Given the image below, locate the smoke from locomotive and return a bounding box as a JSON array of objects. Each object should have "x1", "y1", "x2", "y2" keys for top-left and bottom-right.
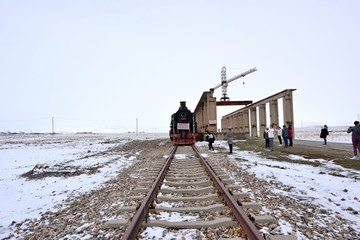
[{"x1": 169, "y1": 101, "x2": 197, "y2": 145}]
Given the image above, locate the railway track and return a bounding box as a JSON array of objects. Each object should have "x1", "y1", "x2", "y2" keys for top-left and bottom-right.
[{"x1": 104, "y1": 145, "x2": 296, "y2": 240}]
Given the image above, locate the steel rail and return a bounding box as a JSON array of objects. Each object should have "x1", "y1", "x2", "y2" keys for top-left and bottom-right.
[
  {"x1": 121, "y1": 145, "x2": 178, "y2": 240},
  {"x1": 192, "y1": 145, "x2": 265, "y2": 240}
]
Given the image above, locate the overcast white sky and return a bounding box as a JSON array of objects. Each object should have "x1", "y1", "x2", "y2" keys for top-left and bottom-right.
[{"x1": 1, "y1": 0, "x2": 359, "y2": 133}]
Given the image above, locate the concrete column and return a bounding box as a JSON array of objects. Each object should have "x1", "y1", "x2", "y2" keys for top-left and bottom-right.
[
  {"x1": 195, "y1": 106, "x2": 200, "y2": 132},
  {"x1": 223, "y1": 117, "x2": 230, "y2": 132},
  {"x1": 234, "y1": 113, "x2": 239, "y2": 132},
  {"x1": 250, "y1": 107, "x2": 257, "y2": 137},
  {"x1": 221, "y1": 118, "x2": 224, "y2": 132},
  {"x1": 200, "y1": 104, "x2": 204, "y2": 132},
  {"x1": 221, "y1": 117, "x2": 225, "y2": 132},
  {"x1": 243, "y1": 110, "x2": 250, "y2": 136},
  {"x1": 259, "y1": 103, "x2": 266, "y2": 137},
  {"x1": 207, "y1": 93, "x2": 217, "y2": 133},
  {"x1": 230, "y1": 115, "x2": 234, "y2": 130},
  {"x1": 206, "y1": 102, "x2": 210, "y2": 130},
  {"x1": 239, "y1": 112, "x2": 244, "y2": 133},
  {"x1": 270, "y1": 99, "x2": 279, "y2": 130},
  {"x1": 283, "y1": 90, "x2": 294, "y2": 128}
]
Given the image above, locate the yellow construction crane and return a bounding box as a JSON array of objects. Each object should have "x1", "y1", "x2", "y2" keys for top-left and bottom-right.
[{"x1": 210, "y1": 66, "x2": 257, "y2": 101}]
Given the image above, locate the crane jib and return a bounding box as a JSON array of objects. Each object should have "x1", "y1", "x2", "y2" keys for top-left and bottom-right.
[{"x1": 211, "y1": 67, "x2": 257, "y2": 90}]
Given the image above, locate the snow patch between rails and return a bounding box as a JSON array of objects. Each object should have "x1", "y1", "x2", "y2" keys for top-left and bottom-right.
[
  {"x1": 149, "y1": 212, "x2": 198, "y2": 222},
  {"x1": 141, "y1": 227, "x2": 203, "y2": 240}
]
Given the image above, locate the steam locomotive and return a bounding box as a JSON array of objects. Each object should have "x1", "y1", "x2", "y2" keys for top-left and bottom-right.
[{"x1": 169, "y1": 101, "x2": 197, "y2": 145}]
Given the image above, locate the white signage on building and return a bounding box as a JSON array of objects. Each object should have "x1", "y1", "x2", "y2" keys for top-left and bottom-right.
[{"x1": 209, "y1": 120, "x2": 217, "y2": 125}]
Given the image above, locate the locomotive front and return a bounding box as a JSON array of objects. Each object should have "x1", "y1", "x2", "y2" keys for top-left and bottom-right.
[{"x1": 169, "y1": 101, "x2": 197, "y2": 145}]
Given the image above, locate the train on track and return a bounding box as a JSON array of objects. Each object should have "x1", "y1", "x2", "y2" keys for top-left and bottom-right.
[{"x1": 169, "y1": 101, "x2": 197, "y2": 145}]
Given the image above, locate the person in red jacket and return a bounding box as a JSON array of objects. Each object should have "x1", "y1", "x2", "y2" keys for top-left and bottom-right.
[
  {"x1": 288, "y1": 125, "x2": 293, "y2": 147},
  {"x1": 348, "y1": 121, "x2": 360, "y2": 159}
]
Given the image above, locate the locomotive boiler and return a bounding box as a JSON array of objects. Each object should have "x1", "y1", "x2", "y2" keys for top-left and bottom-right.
[{"x1": 169, "y1": 101, "x2": 197, "y2": 145}]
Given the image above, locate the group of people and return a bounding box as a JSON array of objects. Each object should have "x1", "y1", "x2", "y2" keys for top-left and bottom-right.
[
  {"x1": 318, "y1": 121, "x2": 360, "y2": 160},
  {"x1": 205, "y1": 127, "x2": 234, "y2": 153},
  {"x1": 204, "y1": 121, "x2": 360, "y2": 159},
  {"x1": 264, "y1": 125, "x2": 293, "y2": 151}
]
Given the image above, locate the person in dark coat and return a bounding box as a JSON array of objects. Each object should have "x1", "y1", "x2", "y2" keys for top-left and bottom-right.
[
  {"x1": 347, "y1": 121, "x2": 360, "y2": 159},
  {"x1": 205, "y1": 130, "x2": 215, "y2": 151},
  {"x1": 282, "y1": 125, "x2": 290, "y2": 147},
  {"x1": 320, "y1": 125, "x2": 329, "y2": 145},
  {"x1": 226, "y1": 127, "x2": 234, "y2": 153},
  {"x1": 277, "y1": 126, "x2": 283, "y2": 146},
  {"x1": 263, "y1": 128, "x2": 269, "y2": 148}
]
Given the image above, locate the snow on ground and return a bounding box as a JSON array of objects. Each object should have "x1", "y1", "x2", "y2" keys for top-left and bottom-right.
[
  {"x1": 0, "y1": 129, "x2": 358, "y2": 239},
  {"x1": 0, "y1": 132, "x2": 167, "y2": 239},
  {"x1": 197, "y1": 139, "x2": 360, "y2": 236}
]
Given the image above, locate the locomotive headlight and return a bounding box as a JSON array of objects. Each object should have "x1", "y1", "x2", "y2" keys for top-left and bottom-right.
[{"x1": 181, "y1": 113, "x2": 187, "y2": 118}]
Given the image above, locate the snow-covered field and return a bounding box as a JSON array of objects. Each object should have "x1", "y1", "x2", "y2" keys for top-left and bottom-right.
[
  {"x1": 0, "y1": 128, "x2": 358, "y2": 239},
  {"x1": 0, "y1": 133, "x2": 167, "y2": 239},
  {"x1": 295, "y1": 125, "x2": 352, "y2": 143}
]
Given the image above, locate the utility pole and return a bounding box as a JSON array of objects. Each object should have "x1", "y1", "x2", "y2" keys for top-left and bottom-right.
[
  {"x1": 136, "y1": 118, "x2": 138, "y2": 135},
  {"x1": 52, "y1": 117, "x2": 55, "y2": 134}
]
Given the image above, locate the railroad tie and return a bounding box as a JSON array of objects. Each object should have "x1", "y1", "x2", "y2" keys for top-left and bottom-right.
[
  {"x1": 165, "y1": 175, "x2": 209, "y2": 181},
  {"x1": 232, "y1": 192, "x2": 250, "y2": 199},
  {"x1": 225, "y1": 184, "x2": 242, "y2": 190},
  {"x1": 221, "y1": 178, "x2": 235, "y2": 184},
  {"x1": 267, "y1": 235, "x2": 297, "y2": 240},
  {"x1": 125, "y1": 192, "x2": 250, "y2": 201},
  {"x1": 147, "y1": 217, "x2": 237, "y2": 229},
  {"x1": 103, "y1": 219, "x2": 128, "y2": 229},
  {"x1": 163, "y1": 180, "x2": 212, "y2": 187},
  {"x1": 160, "y1": 186, "x2": 215, "y2": 194},
  {"x1": 240, "y1": 202, "x2": 262, "y2": 211},
  {"x1": 157, "y1": 193, "x2": 219, "y2": 202},
  {"x1": 253, "y1": 215, "x2": 277, "y2": 225},
  {"x1": 154, "y1": 203, "x2": 225, "y2": 212}
]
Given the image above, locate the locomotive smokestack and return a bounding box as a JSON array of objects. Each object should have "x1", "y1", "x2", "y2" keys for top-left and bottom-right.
[{"x1": 180, "y1": 101, "x2": 186, "y2": 109}]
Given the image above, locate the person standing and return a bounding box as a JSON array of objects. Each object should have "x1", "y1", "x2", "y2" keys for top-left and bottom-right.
[
  {"x1": 205, "y1": 130, "x2": 215, "y2": 151},
  {"x1": 266, "y1": 125, "x2": 275, "y2": 151},
  {"x1": 226, "y1": 127, "x2": 234, "y2": 154},
  {"x1": 288, "y1": 125, "x2": 294, "y2": 147},
  {"x1": 263, "y1": 128, "x2": 269, "y2": 148},
  {"x1": 320, "y1": 125, "x2": 329, "y2": 145},
  {"x1": 347, "y1": 121, "x2": 360, "y2": 159},
  {"x1": 277, "y1": 126, "x2": 283, "y2": 146},
  {"x1": 282, "y1": 125, "x2": 289, "y2": 147}
]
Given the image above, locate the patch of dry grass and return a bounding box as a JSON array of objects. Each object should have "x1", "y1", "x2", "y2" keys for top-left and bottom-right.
[{"x1": 234, "y1": 138, "x2": 360, "y2": 171}]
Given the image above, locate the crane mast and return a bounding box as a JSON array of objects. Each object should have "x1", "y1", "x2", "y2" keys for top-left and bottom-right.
[{"x1": 221, "y1": 66, "x2": 228, "y2": 101}]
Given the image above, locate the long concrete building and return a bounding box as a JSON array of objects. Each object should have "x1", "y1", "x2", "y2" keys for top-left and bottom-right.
[
  {"x1": 194, "y1": 89, "x2": 296, "y2": 139},
  {"x1": 221, "y1": 89, "x2": 296, "y2": 137}
]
